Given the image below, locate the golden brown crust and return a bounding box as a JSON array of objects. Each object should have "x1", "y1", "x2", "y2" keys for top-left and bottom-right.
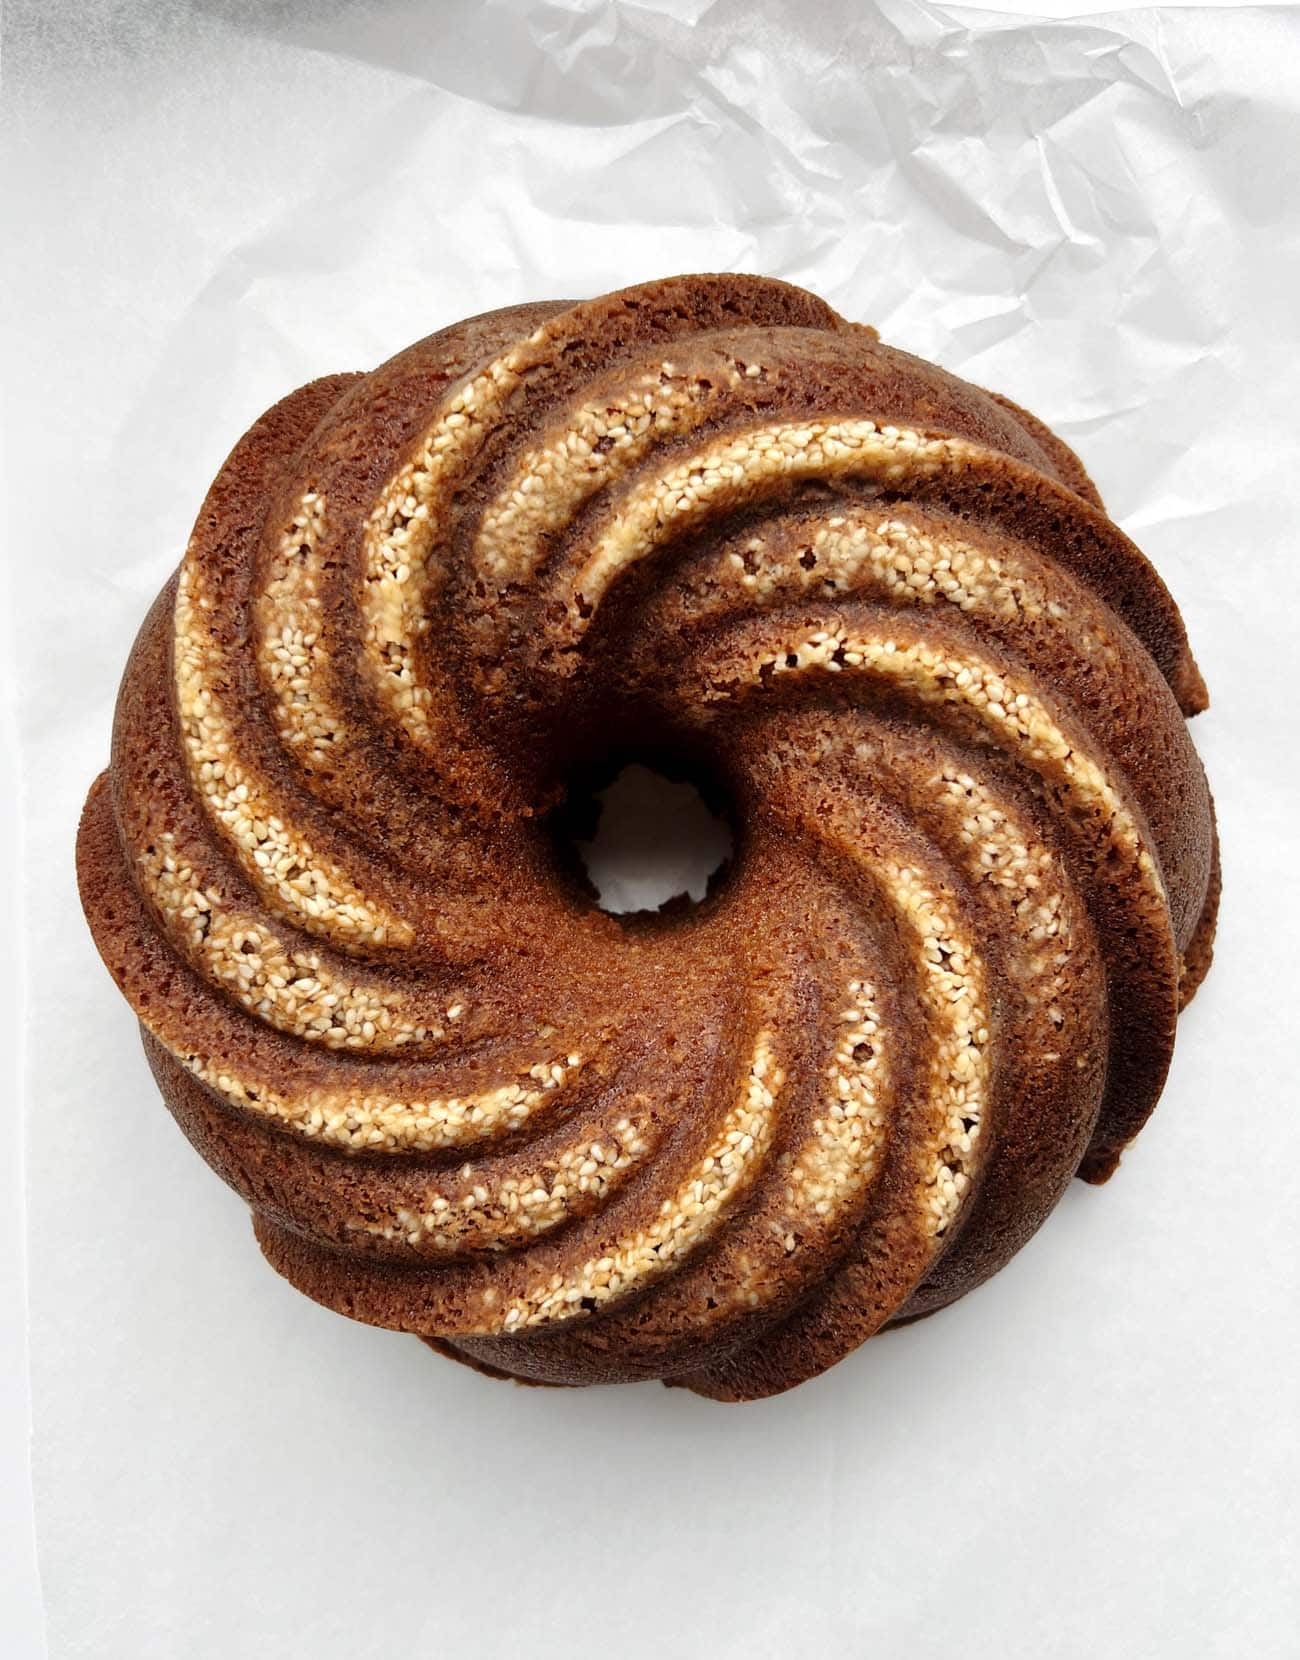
[{"x1": 77, "y1": 274, "x2": 1217, "y2": 1401}]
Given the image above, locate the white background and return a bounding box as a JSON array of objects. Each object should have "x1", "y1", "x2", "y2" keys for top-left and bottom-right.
[{"x1": 3, "y1": 1, "x2": 1298, "y2": 1655}]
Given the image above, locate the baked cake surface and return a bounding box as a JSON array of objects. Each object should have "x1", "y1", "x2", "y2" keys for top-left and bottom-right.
[{"x1": 77, "y1": 274, "x2": 1218, "y2": 1401}]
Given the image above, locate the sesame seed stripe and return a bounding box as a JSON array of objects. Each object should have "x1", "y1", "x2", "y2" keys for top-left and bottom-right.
[
  {"x1": 591, "y1": 977, "x2": 890, "y2": 1344},
  {"x1": 570, "y1": 420, "x2": 968, "y2": 621},
  {"x1": 359, "y1": 327, "x2": 551, "y2": 747},
  {"x1": 343, "y1": 1112, "x2": 657, "y2": 1256},
  {"x1": 697, "y1": 511, "x2": 1121, "y2": 673},
  {"x1": 920, "y1": 764, "x2": 1078, "y2": 1011},
  {"x1": 513, "y1": 973, "x2": 891, "y2": 1364},
  {"x1": 744, "y1": 628, "x2": 1166, "y2": 893},
  {"x1": 590, "y1": 861, "x2": 989, "y2": 1376},
  {"x1": 880, "y1": 862, "x2": 988, "y2": 1236},
  {"x1": 136, "y1": 833, "x2": 458, "y2": 1052},
  {"x1": 156, "y1": 1023, "x2": 585, "y2": 1154},
  {"x1": 798, "y1": 723, "x2": 1088, "y2": 1020},
  {"x1": 488, "y1": 1034, "x2": 783, "y2": 1331},
  {"x1": 643, "y1": 887, "x2": 978, "y2": 1327},
  {"x1": 358, "y1": 288, "x2": 838, "y2": 751},
  {"x1": 253, "y1": 490, "x2": 350, "y2": 766},
  {"x1": 842, "y1": 742, "x2": 1108, "y2": 1309},
  {"x1": 782, "y1": 980, "x2": 888, "y2": 1225},
  {"x1": 473, "y1": 362, "x2": 744, "y2": 583},
  {"x1": 175, "y1": 559, "x2": 414, "y2": 950}
]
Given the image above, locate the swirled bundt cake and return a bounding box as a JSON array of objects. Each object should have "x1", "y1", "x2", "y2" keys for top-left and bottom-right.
[{"x1": 78, "y1": 274, "x2": 1218, "y2": 1401}]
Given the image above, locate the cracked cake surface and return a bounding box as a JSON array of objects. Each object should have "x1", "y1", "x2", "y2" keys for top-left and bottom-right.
[{"x1": 78, "y1": 273, "x2": 1218, "y2": 1401}]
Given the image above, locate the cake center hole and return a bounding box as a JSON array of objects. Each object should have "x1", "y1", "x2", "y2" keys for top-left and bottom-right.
[{"x1": 565, "y1": 763, "x2": 734, "y2": 917}]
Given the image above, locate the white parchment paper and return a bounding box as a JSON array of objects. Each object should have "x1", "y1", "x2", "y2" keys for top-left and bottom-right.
[{"x1": 4, "y1": 2, "x2": 1298, "y2": 1655}]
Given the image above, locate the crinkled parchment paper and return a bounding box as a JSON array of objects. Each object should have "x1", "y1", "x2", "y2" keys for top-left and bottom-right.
[{"x1": 3, "y1": 2, "x2": 1298, "y2": 1654}]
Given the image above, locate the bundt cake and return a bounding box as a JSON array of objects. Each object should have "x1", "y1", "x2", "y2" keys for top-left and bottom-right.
[{"x1": 77, "y1": 274, "x2": 1218, "y2": 1401}]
